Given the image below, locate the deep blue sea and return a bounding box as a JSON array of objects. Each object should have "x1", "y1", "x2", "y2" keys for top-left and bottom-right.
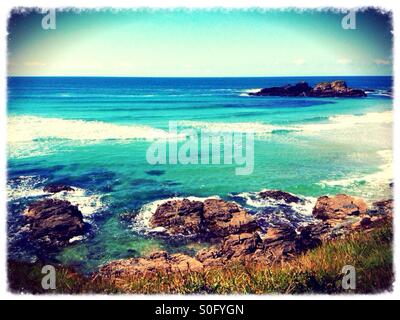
[{"x1": 7, "y1": 76, "x2": 393, "y2": 273}]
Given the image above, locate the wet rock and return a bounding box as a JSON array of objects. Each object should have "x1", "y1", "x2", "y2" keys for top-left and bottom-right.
[
  {"x1": 43, "y1": 185, "x2": 75, "y2": 193},
  {"x1": 258, "y1": 190, "x2": 304, "y2": 204},
  {"x1": 23, "y1": 199, "x2": 85, "y2": 246},
  {"x1": 119, "y1": 212, "x2": 136, "y2": 222},
  {"x1": 97, "y1": 250, "x2": 203, "y2": 280},
  {"x1": 312, "y1": 194, "x2": 368, "y2": 222}
]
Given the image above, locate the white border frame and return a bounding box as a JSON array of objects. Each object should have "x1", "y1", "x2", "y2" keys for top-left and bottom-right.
[{"x1": 0, "y1": 0, "x2": 398, "y2": 300}]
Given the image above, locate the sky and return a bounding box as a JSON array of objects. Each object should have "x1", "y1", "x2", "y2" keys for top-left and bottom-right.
[{"x1": 7, "y1": 8, "x2": 393, "y2": 76}]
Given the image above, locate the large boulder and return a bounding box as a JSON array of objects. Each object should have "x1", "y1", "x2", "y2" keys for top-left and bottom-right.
[
  {"x1": 97, "y1": 251, "x2": 203, "y2": 280},
  {"x1": 312, "y1": 194, "x2": 368, "y2": 222},
  {"x1": 23, "y1": 199, "x2": 85, "y2": 246},
  {"x1": 203, "y1": 199, "x2": 257, "y2": 237},
  {"x1": 150, "y1": 199, "x2": 203, "y2": 236},
  {"x1": 149, "y1": 198, "x2": 257, "y2": 238}
]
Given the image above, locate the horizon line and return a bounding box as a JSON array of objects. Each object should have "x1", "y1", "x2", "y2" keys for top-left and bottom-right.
[{"x1": 7, "y1": 75, "x2": 393, "y2": 78}]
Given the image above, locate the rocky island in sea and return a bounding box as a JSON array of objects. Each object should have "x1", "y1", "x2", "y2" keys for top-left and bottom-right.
[{"x1": 249, "y1": 80, "x2": 367, "y2": 97}]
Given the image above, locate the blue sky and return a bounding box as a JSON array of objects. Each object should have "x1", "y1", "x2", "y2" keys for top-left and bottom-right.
[{"x1": 8, "y1": 8, "x2": 393, "y2": 76}]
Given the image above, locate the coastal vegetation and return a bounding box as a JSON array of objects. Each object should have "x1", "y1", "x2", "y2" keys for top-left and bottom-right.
[{"x1": 8, "y1": 219, "x2": 393, "y2": 294}]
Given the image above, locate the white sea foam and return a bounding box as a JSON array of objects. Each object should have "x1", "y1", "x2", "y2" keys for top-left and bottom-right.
[
  {"x1": 48, "y1": 187, "x2": 106, "y2": 216},
  {"x1": 7, "y1": 176, "x2": 106, "y2": 216},
  {"x1": 7, "y1": 115, "x2": 181, "y2": 143},
  {"x1": 132, "y1": 196, "x2": 220, "y2": 233},
  {"x1": 7, "y1": 176, "x2": 48, "y2": 201},
  {"x1": 177, "y1": 120, "x2": 288, "y2": 135},
  {"x1": 318, "y1": 149, "x2": 393, "y2": 201},
  {"x1": 298, "y1": 110, "x2": 392, "y2": 134},
  {"x1": 230, "y1": 190, "x2": 317, "y2": 228},
  {"x1": 239, "y1": 88, "x2": 262, "y2": 96},
  {"x1": 177, "y1": 110, "x2": 392, "y2": 137},
  {"x1": 233, "y1": 189, "x2": 317, "y2": 216}
]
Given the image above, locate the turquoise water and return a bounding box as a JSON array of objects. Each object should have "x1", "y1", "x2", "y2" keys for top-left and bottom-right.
[{"x1": 7, "y1": 76, "x2": 393, "y2": 272}]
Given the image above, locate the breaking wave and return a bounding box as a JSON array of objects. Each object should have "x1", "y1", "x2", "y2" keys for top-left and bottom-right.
[
  {"x1": 8, "y1": 115, "x2": 180, "y2": 143},
  {"x1": 7, "y1": 175, "x2": 107, "y2": 216},
  {"x1": 177, "y1": 110, "x2": 392, "y2": 136},
  {"x1": 318, "y1": 149, "x2": 393, "y2": 201}
]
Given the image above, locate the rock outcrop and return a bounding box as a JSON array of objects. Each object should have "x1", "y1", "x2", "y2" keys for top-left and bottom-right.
[
  {"x1": 95, "y1": 191, "x2": 393, "y2": 287},
  {"x1": 249, "y1": 80, "x2": 366, "y2": 98},
  {"x1": 197, "y1": 223, "x2": 326, "y2": 266},
  {"x1": 151, "y1": 199, "x2": 204, "y2": 236},
  {"x1": 312, "y1": 194, "x2": 368, "y2": 222},
  {"x1": 250, "y1": 82, "x2": 312, "y2": 97},
  {"x1": 23, "y1": 199, "x2": 85, "y2": 246},
  {"x1": 97, "y1": 251, "x2": 203, "y2": 279},
  {"x1": 149, "y1": 198, "x2": 257, "y2": 239},
  {"x1": 203, "y1": 199, "x2": 257, "y2": 237}
]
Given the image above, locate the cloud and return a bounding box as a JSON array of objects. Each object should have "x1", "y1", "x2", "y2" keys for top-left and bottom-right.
[
  {"x1": 337, "y1": 58, "x2": 352, "y2": 65},
  {"x1": 293, "y1": 59, "x2": 306, "y2": 65},
  {"x1": 374, "y1": 59, "x2": 391, "y2": 65},
  {"x1": 23, "y1": 61, "x2": 47, "y2": 67}
]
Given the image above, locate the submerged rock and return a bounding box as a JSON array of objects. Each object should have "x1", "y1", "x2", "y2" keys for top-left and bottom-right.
[
  {"x1": 23, "y1": 199, "x2": 85, "y2": 246},
  {"x1": 258, "y1": 189, "x2": 304, "y2": 204},
  {"x1": 43, "y1": 185, "x2": 75, "y2": 193},
  {"x1": 249, "y1": 80, "x2": 366, "y2": 98}
]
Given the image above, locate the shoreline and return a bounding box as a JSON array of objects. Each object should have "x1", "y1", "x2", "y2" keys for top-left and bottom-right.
[{"x1": 7, "y1": 183, "x2": 394, "y2": 294}]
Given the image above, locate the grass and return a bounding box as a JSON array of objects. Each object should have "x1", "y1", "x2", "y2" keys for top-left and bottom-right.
[{"x1": 8, "y1": 222, "x2": 393, "y2": 294}]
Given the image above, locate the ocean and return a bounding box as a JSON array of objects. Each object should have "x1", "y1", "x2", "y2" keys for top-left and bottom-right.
[{"x1": 7, "y1": 76, "x2": 393, "y2": 273}]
